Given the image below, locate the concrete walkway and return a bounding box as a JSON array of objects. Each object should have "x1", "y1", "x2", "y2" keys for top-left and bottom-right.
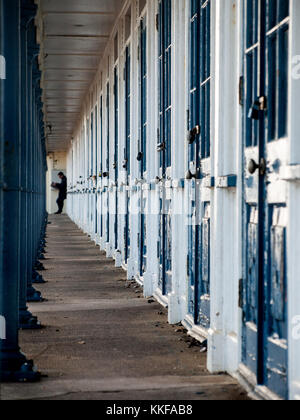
[{"x1": 0, "y1": 215, "x2": 248, "y2": 400}]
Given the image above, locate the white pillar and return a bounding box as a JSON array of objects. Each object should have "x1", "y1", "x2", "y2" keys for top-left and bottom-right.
[
  {"x1": 287, "y1": 0, "x2": 300, "y2": 401},
  {"x1": 207, "y1": 0, "x2": 241, "y2": 375}
]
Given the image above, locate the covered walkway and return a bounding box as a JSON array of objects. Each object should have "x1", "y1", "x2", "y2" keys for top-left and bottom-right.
[{"x1": 1, "y1": 215, "x2": 247, "y2": 400}]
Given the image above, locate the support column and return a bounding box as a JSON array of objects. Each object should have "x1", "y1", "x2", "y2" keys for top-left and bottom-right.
[
  {"x1": 19, "y1": 0, "x2": 42, "y2": 329},
  {"x1": 26, "y1": 34, "x2": 44, "y2": 302},
  {"x1": 207, "y1": 0, "x2": 241, "y2": 375},
  {"x1": 0, "y1": 0, "x2": 40, "y2": 381}
]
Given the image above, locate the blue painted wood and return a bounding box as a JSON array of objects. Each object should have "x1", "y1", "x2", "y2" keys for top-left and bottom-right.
[
  {"x1": 90, "y1": 112, "x2": 94, "y2": 231},
  {"x1": 158, "y1": 0, "x2": 172, "y2": 296},
  {"x1": 125, "y1": 46, "x2": 131, "y2": 177},
  {"x1": 139, "y1": 20, "x2": 147, "y2": 277},
  {"x1": 94, "y1": 106, "x2": 98, "y2": 235},
  {"x1": 187, "y1": 0, "x2": 211, "y2": 328},
  {"x1": 0, "y1": 0, "x2": 41, "y2": 380},
  {"x1": 242, "y1": 0, "x2": 289, "y2": 399},
  {"x1": 100, "y1": 95, "x2": 104, "y2": 239},
  {"x1": 19, "y1": 0, "x2": 41, "y2": 329},
  {"x1": 106, "y1": 83, "x2": 110, "y2": 243},
  {"x1": 124, "y1": 46, "x2": 131, "y2": 263},
  {"x1": 114, "y1": 67, "x2": 119, "y2": 250},
  {"x1": 140, "y1": 20, "x2": 147, "y2": 176}
]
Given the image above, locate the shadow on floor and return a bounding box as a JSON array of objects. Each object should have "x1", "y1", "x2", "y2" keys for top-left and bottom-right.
[{"x1": 0, "y1": 215, "x2": 249, "y2": 401}]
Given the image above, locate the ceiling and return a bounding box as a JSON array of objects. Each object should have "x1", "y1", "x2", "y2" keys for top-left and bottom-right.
[{"x1": 36, "y1": 0, "x2": 125, "y2": 152}]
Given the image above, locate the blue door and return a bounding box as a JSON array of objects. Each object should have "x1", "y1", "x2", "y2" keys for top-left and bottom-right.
[
  {"x1": 94, "y1": 106, "x2": 98, "y2": 237},
  {"x1": 158, "y1": 0, "x2": 172, "y2": 296},
  {"x1": 242, "y1": 0, "x2": 289, "y2": 399},
  {"x1": 106, "y1": 82, "x2": 110, "y2": 244},
  {"x1": 114, "y1": 67, "x2": 119, "y2": 250},
  {"x1": 139, "y1": 19, "x2": 147, "y2": 277},
  {"x1": 99, "y1": 95, "x2": 104, "y2": 241},
  {"x1": 86, "y1": 118, "x2": 90, "y2": 231},
  {"x1": 124, "y1": 46, "x2": 131, "y2": 264},
  {"x1": 187, "y1": 0, "x2": 211, "y2": 329},
  {"x1": 90, "y1": 111, "x2": 95, "y2": 234}
]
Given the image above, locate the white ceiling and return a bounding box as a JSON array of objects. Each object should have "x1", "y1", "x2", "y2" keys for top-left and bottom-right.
[{"x1": 37, "y1": 0, "x2": 125, "y2": 152}]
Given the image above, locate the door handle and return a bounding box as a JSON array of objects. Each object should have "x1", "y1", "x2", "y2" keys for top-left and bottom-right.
[{"x1": 248, "y1": 158, "x2": 266, "y2": 175}]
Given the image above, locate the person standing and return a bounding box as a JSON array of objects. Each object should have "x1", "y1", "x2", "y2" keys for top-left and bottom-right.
[{"x1": 51, "y1": 172, "x2": 67, "y2": 214}]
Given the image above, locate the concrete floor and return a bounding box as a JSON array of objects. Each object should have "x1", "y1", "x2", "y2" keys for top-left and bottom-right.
[{"x1": 0, "y1": 215, "x2": 249, "y2": 400}]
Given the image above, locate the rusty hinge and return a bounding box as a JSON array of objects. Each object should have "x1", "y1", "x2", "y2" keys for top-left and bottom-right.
[
  {"x1": 238, "y1": 278, "x2": 244, "y2": 309},
  {"x1": 186, "y1": 255, "x2": 189, "y2": 276},
  {"x1": 239, "y1": 76, "x2": 244, "y2": 106}
]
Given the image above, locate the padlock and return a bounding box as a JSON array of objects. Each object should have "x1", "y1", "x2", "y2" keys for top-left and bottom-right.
[
  {"x1": 187, "y1": 125, "x2": 200, "y2": 144},
  {"x1": 248, "y1": 96, "x2": 267, "y2": 120},
  {"x1": 157, "y1": 142, "x2": 166, "y2": 152},
  {"x1": 248, "y1": 100, "x2": 261, "y2": 120}
]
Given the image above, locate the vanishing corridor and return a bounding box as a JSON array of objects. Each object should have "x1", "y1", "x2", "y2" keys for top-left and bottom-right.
[{"x1": 1, "y1": 216, "x2": 247, "y2": 400}]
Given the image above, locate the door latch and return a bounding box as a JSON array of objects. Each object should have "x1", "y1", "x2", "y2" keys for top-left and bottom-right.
[
  {"x1": 186, "y1": 169, "x2": 200, "y2": 180},
  {"x1": 248, "y1": 158, "x2": 267, "y2": 176},
  {"x1": 187, "y1": 125, "x2": 200, "y2": 144}
]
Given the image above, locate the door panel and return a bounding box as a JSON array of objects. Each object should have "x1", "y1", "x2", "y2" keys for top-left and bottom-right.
[
  {"x1": 94, "y1": 106, "x2": 98, "y2": 237},
  {"x1": 242, "y1": 0, "x2": 289, "y2": 399},
  {"x1": 124, "y1": 46, "x2": 131, "y2": 264},
  {"x1": 106, "y1": 82, "x2": 110, "y2": 244},
  {"x1": 187, "y1": 0, "x2": 211, "y2": 328},
  {"x1": 139, "y1": 20, "x2": 147, "y2": 277},
  {"x1": 158, "y1": 0, "x2": 172, "y2": 295},
  {"x1": 114, "y1": 67, "x2": 119, "y2": 250},
  {"x1": 99, "y1": 96, "x2": 104, "y2": 241}
]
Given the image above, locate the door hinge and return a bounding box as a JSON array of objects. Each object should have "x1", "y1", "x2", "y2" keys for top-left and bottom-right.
[
  {"x1": 156, "y1": 14, "x2": 159, "y2": 31},
  {"x1": 186, "y1": 109, "x2": 190, "y2": 131},
  {"x1": 238, "y1": 278, "x2": 243, "y2": 309},
  {"x1": 186, "y1": 255, "x2": 189, "y2": 276},
  {"x1": 239, "y1": 76, "x2": 244, "y2": 106}
]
